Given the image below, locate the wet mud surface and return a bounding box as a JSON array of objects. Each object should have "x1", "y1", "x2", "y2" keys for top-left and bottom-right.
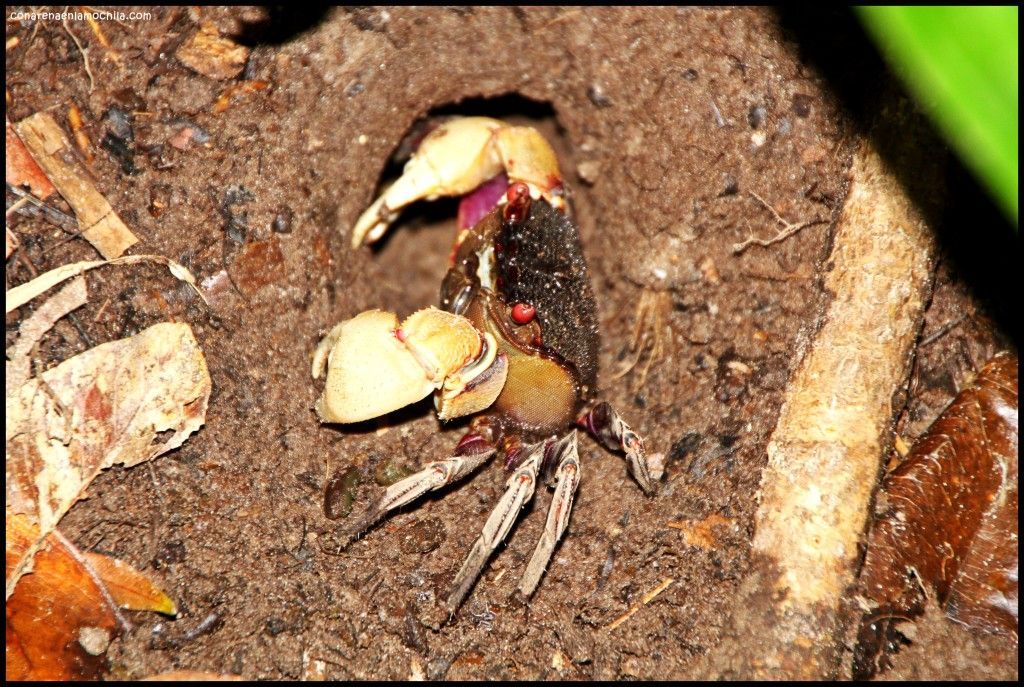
[{"x1": 6, "y1": 6, "x2": 1016, "y2": 680}]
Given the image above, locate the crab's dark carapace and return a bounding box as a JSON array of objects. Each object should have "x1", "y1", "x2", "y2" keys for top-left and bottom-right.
[{"x1": 442, "y1": 196, "x2": 598, "y2": 437}]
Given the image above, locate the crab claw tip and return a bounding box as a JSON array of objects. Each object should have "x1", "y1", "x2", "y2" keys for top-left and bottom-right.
[{"x1": 436, "y1": 351, "x2": 509, "y2": 421}]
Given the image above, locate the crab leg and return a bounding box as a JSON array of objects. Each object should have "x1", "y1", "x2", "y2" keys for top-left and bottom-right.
[
  {"x1": 446, "y1": 442, "x2": 545, "y2": 611},
  {"x1": 579, "y1": 402, "x2": 664, "y2": 495},
  {"x1": 339, "y1": 432, "x2": 496, "y2": 549},
  {"x1": 519, "y1": 431, "x2": 582, "y2": 598}
]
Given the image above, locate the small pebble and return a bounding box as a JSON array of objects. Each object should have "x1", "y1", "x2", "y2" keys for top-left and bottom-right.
[
  {"x1": 272, "y1": 208, "x2": 293, "y2": 234},
  {"x1": 78, "y1": 626, "x2": 110, "y2": 656},
  {"x1": 576, "y1": 160, "x2": 601, "y2": 185},
  {"x1": 792, "y1": 93, "x2": 813, "y2": 118},
  {"x1": 747, "y1": 104, "x2": 766, "y2": 129},
  {"x1": 409, "y1": 658, "x2": 426, "y2": 681},
  {"x1": 587, "y1": 84, "x2": 612, "y2": 108}
]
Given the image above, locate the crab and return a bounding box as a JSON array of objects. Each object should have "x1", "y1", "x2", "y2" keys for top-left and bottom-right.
[{"x1": 312, "y1": 116, "x2": 664, "y2": 612}]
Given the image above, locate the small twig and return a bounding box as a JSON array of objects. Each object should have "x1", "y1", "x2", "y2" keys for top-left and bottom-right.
[
  {"x1": 920, "y1": 313, "x2": 968, "y2": 347},
  {"x1": 606, "y1": 577, "x2": 674, "y2": 631},
  {"x1": 80, "y1": 6, "x2": 121, "y2": 61},
  {"x1": 733, "y1": 191, "x2": 825, "y2": 254},
  {"x1": 66, "y1": 311, "x2": 94, "y2": 348},
  {"x1": 15, "y1": 245, "x2": 40, "y2": 277},
  {"x1": 6, "y1": 196, "x2": 30, "y2": 218},
  {"x1": 82, "y1": 9, "x2": 110, "y2": 47},
  {"x1": 709, "y1": 98, "x2": 726, "y2": 128},
  {"x1": 6, "y1": 184, "x2": 78, "y2": 231},
  {"x1": 5, "y1": 226, "x2": 19, "y2": 260},
  {"x1": 63, "y1": 14, "x2": 96, "y2": 92},
  {"x1": 92, "y1": 295, "x2": 112, "y2": 322},
  {"x1": 82, "y1": 7, "x2": 125, "y2": 64},
  {"x1": 542, "y1": 8, "x2": 583, "y2": 29}
]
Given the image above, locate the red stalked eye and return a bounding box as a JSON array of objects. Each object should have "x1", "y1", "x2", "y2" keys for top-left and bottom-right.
[
  {"x1": 503, "y1": 182, "x2": 532, "y2": 224},
  {"x1": 507, "y1": 182, "x2": 530, "y2": 204},
  {"x1": 511, "y1": 302, "x2": 536, "y2": 325}
]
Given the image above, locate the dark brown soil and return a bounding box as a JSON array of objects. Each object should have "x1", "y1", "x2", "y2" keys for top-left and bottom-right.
[{"x1": 5, "y1": 6, "x2": 1016, "y2": 680}]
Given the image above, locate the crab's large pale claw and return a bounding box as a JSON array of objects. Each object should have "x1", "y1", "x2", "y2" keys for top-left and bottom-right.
[
  {"x1": 351, "y1": 117, "x2": 505, "y2": 248},
  {"x1": 492, "y1": 125, "x2": 564, "y2": 208},
  {"x1": 312, "y1": 307, "x2": 508, "y2": 424},
  {"x1": 350, "y1": 117, "x2": 565, "y2": 248}
]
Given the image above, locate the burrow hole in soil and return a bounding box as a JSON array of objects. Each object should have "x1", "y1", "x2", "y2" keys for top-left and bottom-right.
[{"x1": 369, "y1": 94, "x2": 583, "y2": 313}]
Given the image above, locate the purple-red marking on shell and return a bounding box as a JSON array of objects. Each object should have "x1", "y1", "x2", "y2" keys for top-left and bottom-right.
[{"x1": 457, "y1": 173, "x2": 509, "y2": 230}]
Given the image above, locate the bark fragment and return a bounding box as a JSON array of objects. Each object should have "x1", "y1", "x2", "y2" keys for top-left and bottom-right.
[
  {"x1": 703, "y1": 115, "x2": 940, "y2": 678},
  {"x1": 14, "y1": 113, "x2": 139, "y2": 259}
]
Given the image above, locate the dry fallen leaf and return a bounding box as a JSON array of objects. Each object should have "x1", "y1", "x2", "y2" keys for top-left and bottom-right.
[
  {"x1": 176, "y1": 22, "x2": 250, "y2": 80},
  {"x1": 83, "y1": 552, "x2": 177, "y2": 616},
  {"x1": 6, "y1": 116, "x2": 56, "y2": 200},
  {"x1": 6, "y1": 512, "x2": 176, "y2": 680},
  {"x1": 6, "y1": 322, "x2": 211, "y2": 594},
  {"x1": 6, "y1": 512, "x2": 123, "y2": 680},
  {"x1": 6, "y1": 276, "x2": 199, "y2": 679},
  {"x1": 853, "y1": 351, "x2": 1018, "y2": 679},
  {"x1": 5, "y1": 253, "x2": 204, "y2": 315}
]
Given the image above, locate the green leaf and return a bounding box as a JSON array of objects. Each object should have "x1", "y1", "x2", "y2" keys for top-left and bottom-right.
[{"x1": 858, "y1": 7, "x2": 1018, "y2": 224}]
